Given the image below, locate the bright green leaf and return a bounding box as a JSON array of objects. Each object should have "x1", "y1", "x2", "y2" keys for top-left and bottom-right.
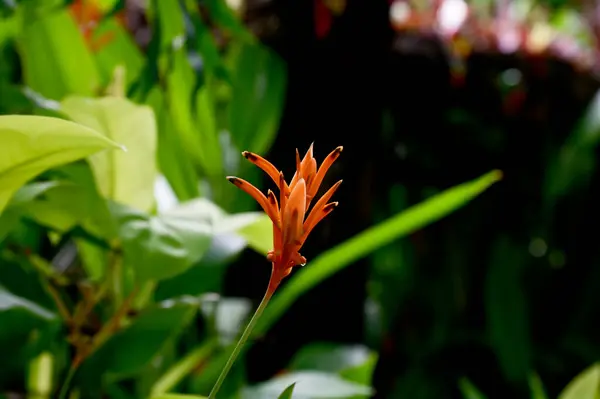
[
  {"x1": 236, "y1": 213, "x2": 272, "y2": 255},
  {"x1": 61, "y1": 96, "x2": 158, "y2": 212},
  {"x1": 0, "y1": 115, "x2": 122, "y2": 215},
  {"x1": 276, "y1": 383, "x2": 296, "y2": 399},
  {"x1": 255, "y1": 170, "x2": 502, "y2": 335},
  {"x1": 17, "y1": 4, "x2": 100, "y2": 99},
  {"x1": 151, "y1": 395, "x2": 208, "y2": 399},
  {"x1": 558, "y1": 363, "x2": 600, "y2": 399},
  {"x1": 243, "y1": 371, "x2": 372, "y2": 399},
  {"x1": 530, "y1": 373, "x2": 549, "y2": 399}
]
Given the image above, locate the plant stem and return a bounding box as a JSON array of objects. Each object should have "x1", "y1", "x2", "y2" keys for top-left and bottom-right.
[
  {"x1": 207, "y1": 286, "x2": 275, "y2": 399},
  {"x1": 57, "y1": 363, "x2": 77, "y2": 399}
]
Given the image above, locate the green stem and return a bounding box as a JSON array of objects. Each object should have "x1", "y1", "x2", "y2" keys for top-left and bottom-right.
[
  {"x1": 57, "y1": 364, "x2": 77, "y2": 399},
  {"x1": 207, "y1": 283, "x2": 275, "y2": 399}
]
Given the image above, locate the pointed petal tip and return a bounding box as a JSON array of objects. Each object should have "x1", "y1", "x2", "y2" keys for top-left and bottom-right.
[
  {"x1": 336, "y1": 146, "x2": 343, "y2": 153},
  {"x1": 226, "y1": 176, "x2": 239, "y2": 183},
  {"x1": 324, "y1": 202, "x2": 339, "y2": 212},
  {"x1": 242, "y1": 151, "x2": 257, "y2": 161}
]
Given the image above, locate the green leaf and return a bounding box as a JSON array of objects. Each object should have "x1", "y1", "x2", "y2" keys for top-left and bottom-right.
[
  {"x1": 153, "y1": 0, "x2": 185, "y2": 50},
  {"x1": 150, "y1": 339, "x2": 218, "y2": 396},
  {"x1": 147, "y1": 87, "x2": 200, "y2": 201},
  {"x1": 255, "y1": 170, "x2": 502, "y2": 335},
  {"x1": 0, "y1": 115, "x2": 122, "y2": 215},
  {"x1": 17, "y1": 3, "x2": 100, "y2": 99},
  {"x1": 558, "y1": 363, "x2": 600, "y2": 399},
  {"x1": 204, "y1": 0, "x2": 253, "y2": 40},
  {"x1": 243, "y1": 371, "x2": 372, "y2": 399},
  {"x1": 529, "y1": 373, "x2": 549, "y2": 399},
  {"x1": 459, "y1": 377, "x2": 488, "y2": 399},
  {"x1": 236, "y1": 213, "x2": 272, "y2": 255},
  {"x1": 289, "y1": 343, "x2": 377, "y2": 387},
  {"x1": 486, "y1": 236, "x2": 530, "y2": 382},
  {"x1": 277, "y1": 383, "x2": 296, "y2": 399},
  {"x1": 0, "y1": 286, "x2": 55, "y2": 322},
  {"x1": 289, "y1": 343, "x2": 373, "y2": 374},
  {"x1": 111, "y1": 203, "x2": 212, "y2": 283},
  {"x1": 93, "y1": 18, "x2": 144, "y2": 88},
  {"x1": 228, "y1": 42, "x2": 286, "y2": 155},
  {"x1": 82, "y1": 298, "x2": 199, "y2": 380},
  {"x1": 151, "y1": 395, "x2": 208, "y2": 399},
  {"x1": 61, "y1": 96, "x2": 158, "y2": 212}
]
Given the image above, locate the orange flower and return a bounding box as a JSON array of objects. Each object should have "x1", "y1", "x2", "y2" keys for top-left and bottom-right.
[{"x1": 227, "y1": 144, "x2": 343, "y2": 292}]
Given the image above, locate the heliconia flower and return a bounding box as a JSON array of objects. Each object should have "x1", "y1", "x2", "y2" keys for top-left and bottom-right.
[{"x1": 227, "y1": 144, "x2": 343, "y2": 292}]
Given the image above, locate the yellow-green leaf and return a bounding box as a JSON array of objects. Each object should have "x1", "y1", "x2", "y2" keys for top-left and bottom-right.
[
  {"x1": 559, "y1": 363, "x2": 600, "y2": 399},
  {"x1": 61, "y1": 96, "x2": 158, "y2": 212},
  {"x1": 0, "y1": 115, "x2": 121, "y2": 215}
]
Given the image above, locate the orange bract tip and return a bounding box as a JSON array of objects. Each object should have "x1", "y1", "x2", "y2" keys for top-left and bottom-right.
[
  {"x1": 227, "y1": 176, "x2": 241, "y2": 184},
  {"x1": 323, "y1": 202, "x2": 339, "y2": 212}
]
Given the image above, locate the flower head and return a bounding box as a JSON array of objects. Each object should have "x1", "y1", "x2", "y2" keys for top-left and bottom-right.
[{"x1": 227, "y1": 144, "x2": 343, "y2": 291}]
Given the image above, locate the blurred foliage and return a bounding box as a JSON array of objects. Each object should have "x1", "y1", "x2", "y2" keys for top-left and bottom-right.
[{"x1": 1, "y1": 0, "x2": 600, "y2": 398}]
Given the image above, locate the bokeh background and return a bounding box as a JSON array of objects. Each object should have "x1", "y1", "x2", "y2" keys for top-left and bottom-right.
[{"x1": 2, "y1": 0, "x2": 600, "y2": 398}]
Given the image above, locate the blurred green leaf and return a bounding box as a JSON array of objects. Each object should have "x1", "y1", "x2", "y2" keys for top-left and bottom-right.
[
  {"x1": 459, "y1": 377, "x2": 488, "y2": 399},
  {"x1": 558, "y1": 363, "x2": 600, "y2": 399},
  {"x1": 17, "y1": 3, "x2": 100, "y2": 99},
  {"x1": 277, "y1": 383, "x2": 296, "y2": 399},
  {"x1": 255, "y1": 170, "x2": 502, "y2": 335},
  {"x1": 236, "y1": 213, "x2": 272, "y2": 255},
  {"x1": 0, "y1": 285, "x2": 55, "y2": 322},
  {"x1": 0, "y1": 114, "x2": 121, "y2": 215},
  {"x1": 151, "y1": 395, "x2": 208, "y2": 399},
  {"x1": 204, "y1": 0, "x2": 253, "y2": 40},
  {"x1": 61, "y1": 96, "x2": 158, "y2": 212},
  {"x1": 93, "y1": 18, "x2": 144, "y2": 88},
  {"x1": 289, "y1": 343, "x2": 372, "y2": 374},
  {"x1": 154, "y1": 0, "x2": 185, "y2": 50},
  {"x1": 82, "y1": 298, "x2": 199, "y2": 381},
  {"x1": 545, "y1": 90, "x2": 600, "y2": 202},
  {"x1": 110, "y1": 203, "x2": 212, "y2": 283},
  {"x1": 529, "y1": 373, "x2": 549, "y2": 399},
  {"x1": 243, "y1": 371, "x2": 372, "y2": 399},
  {"x1": 27, "y1": 351, "x2": 53, "y2": 399},
  {"x1": 150, "y1": 339, "x2": 218, "y2": 396},
  {"x1": 146, "y1": 87, "x2": 200, "y2": 201},
  {"x1": 228, "y1": 42, "x2": 286, "y2": 155},
  {"x1": 486, "y1": 236, "x2": 530, "y2": 382}
]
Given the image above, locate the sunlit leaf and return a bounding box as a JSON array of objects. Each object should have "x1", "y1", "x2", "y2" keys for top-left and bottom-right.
[
  {"x1": 61, "y1": 96, "x2": 158, "y2": 212},
  {"x1": 558, "y1": 363, "x2": 600, "y2": 399},
  {"x1": 17, "y1": 3, "x2": 100, "y2": 99},
  {"x1": 0, "y1": 115, "x2": 121, "y2": 215}
]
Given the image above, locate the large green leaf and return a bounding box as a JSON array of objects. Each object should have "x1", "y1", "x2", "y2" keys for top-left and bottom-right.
[
  {"x1": 17, "y1": 3, "x2": 100, "y2": 99},
  {"x1": 110, "y1": 203, "x2": 212, "y2": 283},
  {"x1": 0, "y1": 115, "x2": 122, "y2": 215},
  {"x1": 242, "y1": 371, "x2": 372, "y2": 399},
  {"x1": 228, "y1": 42, "x2": 286, "y2": 155},
  {"x1": 255, "y1": 170, "x2": 502, "y2": 335},
  {"x1": 558, "y1": 363, "x2": 600, "y2": 399},
  {"x1": 61, "y1": 96, "x2": 158, "y2": 212},
  {"x1": 81, "y1": 298, "x2": 199, "y2": 381}
]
